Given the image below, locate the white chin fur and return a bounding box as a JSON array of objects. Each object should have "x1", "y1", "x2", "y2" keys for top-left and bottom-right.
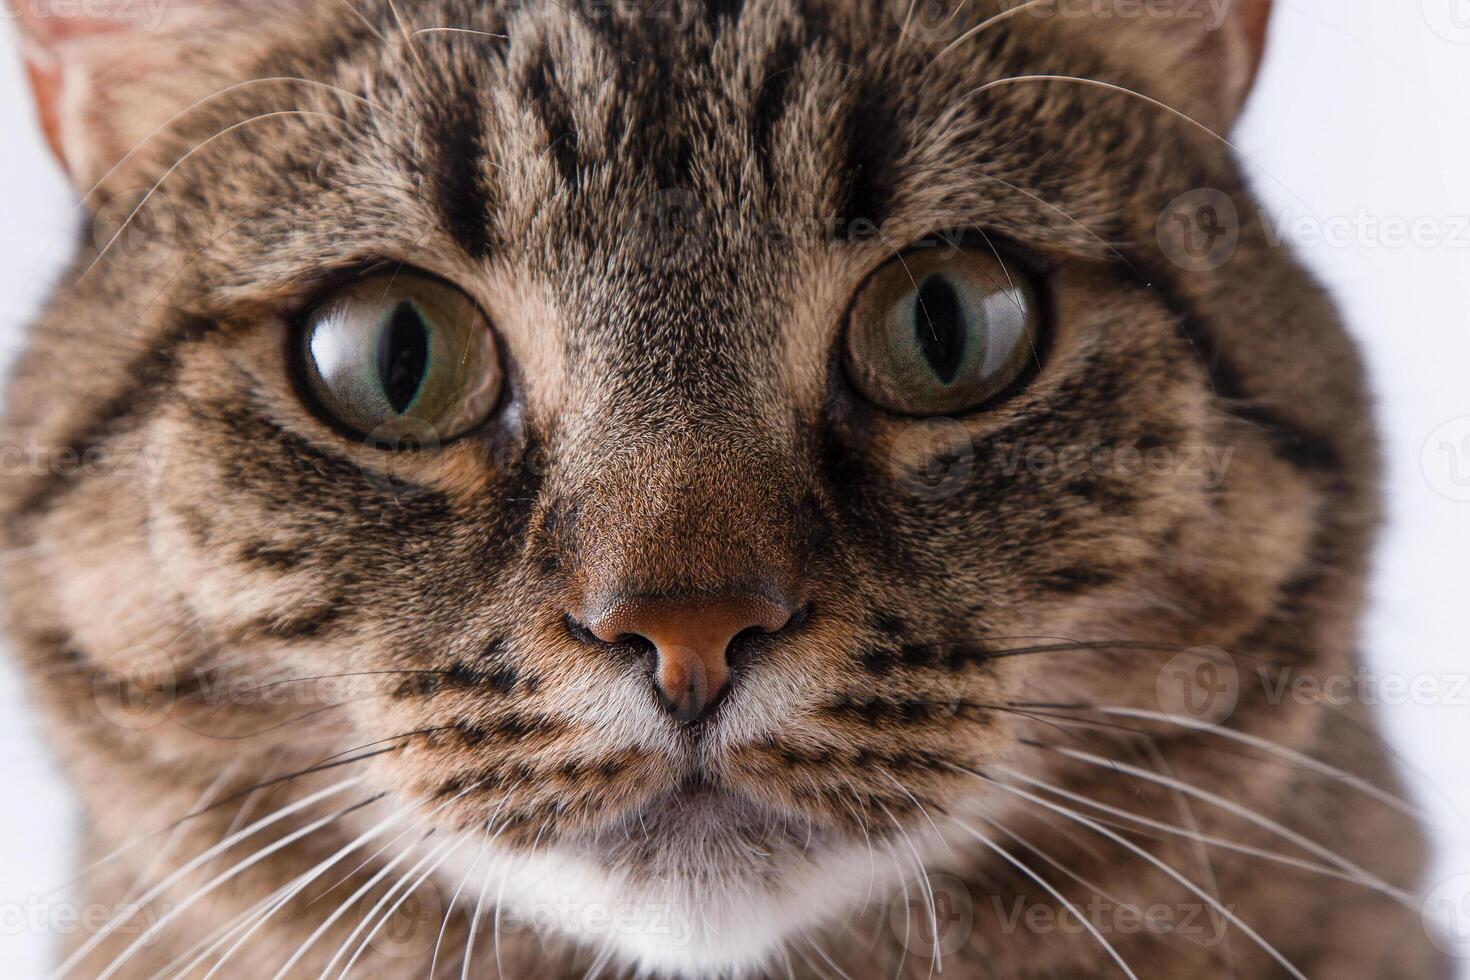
[{"x1": 436, "y1": 835, "x2": 909, "y2": 978}]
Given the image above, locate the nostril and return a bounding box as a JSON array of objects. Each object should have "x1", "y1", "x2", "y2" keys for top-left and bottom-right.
[
  {"x1": 568, "y1": 592, "x2": 801, "y2": 724},
  {"x1": 562, "y1": 613, "x2": 599, "y2": 646}
]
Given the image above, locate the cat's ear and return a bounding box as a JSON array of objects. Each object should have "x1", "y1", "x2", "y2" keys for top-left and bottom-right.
[
  {"x1": 1065, "y1": 0, "x2": 1274, "y2": 132},
  {"x1": 11, "y1": 1, "x2": 279, "y2": 192},
  {"x1": 1170, "y1": 0, "x2": 1273, "y2": 128}
]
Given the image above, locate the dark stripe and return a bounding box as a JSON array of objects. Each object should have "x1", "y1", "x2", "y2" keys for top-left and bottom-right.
[
  {"x1": 751, "y1": 42, "x2": 800, "y2": 191},
  {"x1": 836, "y1": 77, "x2": 901, "y2": 232},
  {"x1": 521, "y1": 48, "x2": 581, "y2": 186},
  {"x1": 1116, "y1": 252, "x2": 1343, "y2": 474},
  {"x1": 4, "y1": 316, "x2": 215, "y2": 532},
  {"x1": 433, "y1": 99, "x2": 495, "y2": 259}
]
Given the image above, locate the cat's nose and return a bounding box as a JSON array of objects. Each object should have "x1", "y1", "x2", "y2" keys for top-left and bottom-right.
[{"x1": 576, "y1": 593, "x2": 797, "y2": 723}]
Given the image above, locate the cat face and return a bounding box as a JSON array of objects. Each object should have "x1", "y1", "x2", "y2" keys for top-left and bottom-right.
[{"x1": 6, "y1": 0, "x2": 1378, "y2": 974}]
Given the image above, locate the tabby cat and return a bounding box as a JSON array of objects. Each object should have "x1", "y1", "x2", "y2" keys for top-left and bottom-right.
[{"x1": 2, "y1": 0, "x2": 1450, "y2": 976}]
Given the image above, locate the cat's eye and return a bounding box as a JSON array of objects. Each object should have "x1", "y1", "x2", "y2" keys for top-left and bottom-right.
[
  {"x1": 296, "y1": 273, "x2": 502, "y2": 445},
  {"x1": 843, "y1": 245, "x2": 1040, "y2": 416}
]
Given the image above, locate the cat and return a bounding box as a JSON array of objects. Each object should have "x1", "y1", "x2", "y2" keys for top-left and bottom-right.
[{"x1": 1, "y1": 0, "x2": 1451, "y2": 976}]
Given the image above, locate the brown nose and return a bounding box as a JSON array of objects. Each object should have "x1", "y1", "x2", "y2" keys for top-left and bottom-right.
[{"x1": 580, "y1": 594, "x2": 796, "y2": 723}]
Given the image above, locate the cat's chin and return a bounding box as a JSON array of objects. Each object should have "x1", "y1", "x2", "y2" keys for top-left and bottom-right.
[{"x1": 437, "y1": 785, "x2": 902, "y2": 978}]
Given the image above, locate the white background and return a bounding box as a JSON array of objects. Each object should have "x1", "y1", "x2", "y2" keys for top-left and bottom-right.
[{"x1": 0, "y1": 1, "x2": 1467, "y2": 975}]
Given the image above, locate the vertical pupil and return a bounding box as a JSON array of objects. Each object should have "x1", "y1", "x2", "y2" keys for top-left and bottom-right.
[
  {"x1": 913, "y1": 275, "x2": 966, "y2": 385},
  {"x1": 377, "y1": 301, "x2": 430, "y2": 414}
]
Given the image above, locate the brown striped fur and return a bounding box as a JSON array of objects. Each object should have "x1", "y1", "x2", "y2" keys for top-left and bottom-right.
[{"x1": 1, "y1": 0, "x2": 1449, "y2": 976}]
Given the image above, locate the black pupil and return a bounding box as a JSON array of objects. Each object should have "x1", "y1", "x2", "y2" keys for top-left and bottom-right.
[
  {"x1": 377, "y1": 302, "x2": 430, "y2": 414},
  {"x1": 913, "y1": 275, "x2": 966, "y2": 385}
]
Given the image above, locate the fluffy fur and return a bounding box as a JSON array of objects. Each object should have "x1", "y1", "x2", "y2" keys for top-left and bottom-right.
[{"x1": 1, "y1": 0, "x2": 1450, "y2": 976}]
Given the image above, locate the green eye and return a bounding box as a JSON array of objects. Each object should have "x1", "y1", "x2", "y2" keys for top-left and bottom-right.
[
  {"x1": 844, "y1": 246, "x2": 1040, "y2": 416},
  {"x1": 297, "y1": 273, "x2": 502, "y2": 445}
]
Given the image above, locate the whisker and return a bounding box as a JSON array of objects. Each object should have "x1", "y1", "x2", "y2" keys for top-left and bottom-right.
[
  {"x1": 121, "y1": 762, "x2": 239, "y2": 905},
  {"x1": 412, "y1": 27, "x2": 509, "y2": 40},
  {"x1": 938, "y1": 0, "x2": 1052, "y2": 61},
  {"x1": 958, "y1": 74, "x2": 1333, "y2": 228},
  {"x1": 990, "y1": 763, "x2": 1413, "y2": 905},
  {"x1": 92, "y1": 792, "x2": 383, "y2": 980},
  {"x1": 49, "y1": 776, "x2": 367, "y2": 979},
  {"x1": 430, "y1": 825, "x2": 493, "y2": 978},
  {"x1": 1141, "y1": 740, "x2": 1237, "y2": 976},
  {"x1": 1056, "y1": 706, "x2": 1426, "y2": 820},
  {"x1": 82, "y1": 110, "x2": 362, "y2": 284},
  {"x1": 269, "y1": 830, "x2": 430, "y2": 980},
  {"x1": 872, "y1": 797, "x2": 936, "y2": 974},
  {"x1": 959, "y1": 764, "x2": 1309, "y2": 979},
  {"x1": 157, "y1": 796, "x2": 428, "y2": 979},
  {"x1": 1034, "y1": 743, "x2": 1414, "y2": 905},
  {"x1": 952, "y1": 816, "x2": 1139, "y2": 979},
  {"x1": 331, "y1": 835, "x2": 464, "y2": 978}
]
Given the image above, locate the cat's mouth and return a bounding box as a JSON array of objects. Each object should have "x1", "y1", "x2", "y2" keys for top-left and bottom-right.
[{"x1": 571, "y1": 772, "x2": 826, "y2": 873}]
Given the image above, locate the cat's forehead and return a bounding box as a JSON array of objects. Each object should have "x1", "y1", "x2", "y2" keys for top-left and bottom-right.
[{"x1": 272, "y1": 0, "x2": 1143, "y2": 271}]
